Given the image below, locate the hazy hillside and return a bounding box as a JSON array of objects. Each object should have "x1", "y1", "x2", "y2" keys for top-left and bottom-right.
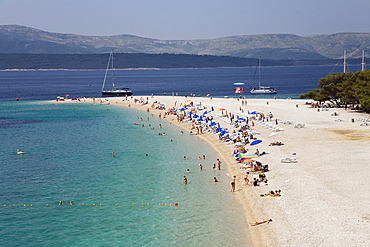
[{"x1": 0, "y1": 25, "x2": 369, "y2": 60}]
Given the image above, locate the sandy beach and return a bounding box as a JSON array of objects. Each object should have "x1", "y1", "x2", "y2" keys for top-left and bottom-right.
[{"x1": 60, "y1": 96, "x2": 370, "y2": 246}]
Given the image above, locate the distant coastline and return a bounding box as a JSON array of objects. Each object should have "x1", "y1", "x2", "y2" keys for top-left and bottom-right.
[{"x1": 0, "y1": 53, "x2": 353, "y2": 70}]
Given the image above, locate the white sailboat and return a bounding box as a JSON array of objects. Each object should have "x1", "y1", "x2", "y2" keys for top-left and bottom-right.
[
  {"x1": 101, "y1": 50, "x2": 132, "y2": 96},
  {"x1": 250, "y1": 57, "x2": 277, "y2": 94}
]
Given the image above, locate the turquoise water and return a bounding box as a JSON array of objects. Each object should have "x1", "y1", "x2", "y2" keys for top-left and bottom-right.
[{"x1": 0, "y1": 101, "x2": 250, "y2": 246}]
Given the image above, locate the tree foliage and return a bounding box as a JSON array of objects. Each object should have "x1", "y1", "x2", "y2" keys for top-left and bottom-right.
[{"x1": 299, "y1": 70, "x2": 370, "y2": 113}]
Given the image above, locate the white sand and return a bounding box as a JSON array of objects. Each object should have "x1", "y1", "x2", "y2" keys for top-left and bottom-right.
[{"x1": 60, "y1": 96, "x2": 370, "y2": 246}]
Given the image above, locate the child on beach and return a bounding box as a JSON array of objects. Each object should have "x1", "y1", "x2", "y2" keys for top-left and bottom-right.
[{"x1": 243, "y1": 172, "x2": 250, "y2": 185}]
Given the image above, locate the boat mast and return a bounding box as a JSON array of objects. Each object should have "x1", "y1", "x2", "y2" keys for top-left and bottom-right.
[
  {"x1": 343, "y1": 50, "x2": 348, "y2": 73},
  {"x1": 258, "y1": 57, "x2": 262, "y2": 89},
  {"x1": 111, "y1": 50, "x2": 116, "y2": 89},
  {"x1": 361, "y1": 50, "x2": 366, "y2": 71},
  {"x1": 101, "y1": 50, "x2": 113, "y2": 91}
]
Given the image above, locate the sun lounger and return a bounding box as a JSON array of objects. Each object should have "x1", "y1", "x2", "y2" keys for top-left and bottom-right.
[
  {"x1": 282, "y1": 120, "x2": 294, "y2": 125},
  {"x1": 280, "y1": 157, "x2": 297, "y2": 163},
  {"x1": 294, "y1": 123, "x2": 305, "y2": 128}
]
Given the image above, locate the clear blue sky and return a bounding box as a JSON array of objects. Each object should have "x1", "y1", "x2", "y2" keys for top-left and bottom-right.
[{"x1": 1, "y1": 0, "x2": 369, "y2": 40}]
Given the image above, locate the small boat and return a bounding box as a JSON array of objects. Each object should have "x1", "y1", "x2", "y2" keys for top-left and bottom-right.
[
  {"x1": 250, "y1": 86, "x2": 277, "y2": 94},
  {"x1": 250, "y1": 57, "x2": 277, "y2": 95},
  {"x1": 101, "y1": 50, "x2": 133, "y2": 96},
  {"x1": 16, "y1": 149, "x2": 25, "y2": 154}
]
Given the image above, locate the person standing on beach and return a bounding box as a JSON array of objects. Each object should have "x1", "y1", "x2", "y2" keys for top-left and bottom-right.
[
  {"x1": 217, "y1": 159, "x2": 221, "y2": 170},
  {"x1": 244, "y1": 172, "x2": 250, "y2": 185},
  {"x1": 231, "y1": 176, "x2": 236, "y2": 192}
]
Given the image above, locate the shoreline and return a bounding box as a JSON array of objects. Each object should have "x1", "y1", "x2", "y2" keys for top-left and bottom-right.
[
  {"x1": 0, "y1": 64, "x2": 345, "y2": 72},
  {"x1": 55, "y1": 96, "x2": 370, "y2": 246}
]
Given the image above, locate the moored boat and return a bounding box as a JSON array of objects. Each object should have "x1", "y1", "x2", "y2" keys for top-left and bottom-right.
[
  {"x1": 101, "y1": 50, "x2": 133, "y2": 96},
  {"x1": 250, "y1": 57, "x2": 277, "y2": 95}
]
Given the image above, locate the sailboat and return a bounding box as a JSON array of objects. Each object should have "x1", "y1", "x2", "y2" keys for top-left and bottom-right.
[
  {"x1": 101, "y1": 50, "x2": 133, "y2": 96},
  {"x1": 250, "y1": 57, "x2": 277, "y2": 95}
]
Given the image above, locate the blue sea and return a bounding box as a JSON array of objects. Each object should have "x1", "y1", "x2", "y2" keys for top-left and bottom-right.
[
  {"x1": 0, "y1": 64, "x2": 362, "y2": 102},
  {"x1": 0, "y1": 65, "x2": 363, "y2": 246}
]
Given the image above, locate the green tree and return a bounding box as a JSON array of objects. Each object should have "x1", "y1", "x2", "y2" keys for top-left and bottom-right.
[{"x1": 300, "y1": 70, "x2": 370, "y2": 113}]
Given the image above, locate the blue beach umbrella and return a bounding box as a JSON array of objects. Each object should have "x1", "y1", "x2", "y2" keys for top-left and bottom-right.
[
  {"x1": 234, "y1": 118, "x2": 246, "y2": 122},
  {"x1": 250, "y1": 140, "x2": 262, "y2": 146}
]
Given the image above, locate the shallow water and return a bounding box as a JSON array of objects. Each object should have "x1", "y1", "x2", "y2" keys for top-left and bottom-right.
[{"x1": 0, "y1": 101, "x2": 250, "y2": 246}]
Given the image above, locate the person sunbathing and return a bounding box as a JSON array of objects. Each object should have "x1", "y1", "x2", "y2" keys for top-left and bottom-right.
[
  {"x1": 260, "y1": 190, "x2": 281, "y2": 197},
  {"x1": 269, "y1": 142, "x2": 284, "y2": 146},
  {"x1": 250, "y1": 219, "x2": 273, "y2": 226}
]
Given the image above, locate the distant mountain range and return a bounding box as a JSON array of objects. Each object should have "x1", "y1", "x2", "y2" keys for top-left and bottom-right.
[{"x1": 1, "y1": 25, "x2": 370, "y2": 60}]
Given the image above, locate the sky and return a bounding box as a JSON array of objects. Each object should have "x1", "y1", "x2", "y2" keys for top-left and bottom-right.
[{"x1": 1, "y1": 0, "x2": 370, "y2": 40}]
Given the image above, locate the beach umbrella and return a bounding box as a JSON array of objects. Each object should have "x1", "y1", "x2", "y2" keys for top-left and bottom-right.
[
  {"x1": 218, "y1": 108, "x2": 226, "y2": 111},
  {"x1": 250, "y1": 140, "x2": 262, "y2": 146},
  {"x1": 193, "y1": 114, "x2": 199, "y2": 118},
  {"x1": 268, "y1": 132, "x2": 278, "y2": 138},
  {"x1": 234, "y1": 142, "x2": 244, "y2": 146},
  {"x1": 236, "y1": 157, "x2": 255, "y2": 162},
  {"x1": 209, "y1": 122, "x2": 217, "y2": 126},
  {"x1": 229, "y1": 133, "x2": 238, "y2": 138},
  {"x1": 250, "y1": 111, "x2": 259, "y2": 114},
  {"x1": 242, "y1": 153, "x2": 259, "y2": 157},
  {"x1": 195, "y1": 104, "x2": 201, "y2": 106},
  {"x1": 235, "y1": 118, "x2": 246, "y2": 122}
]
